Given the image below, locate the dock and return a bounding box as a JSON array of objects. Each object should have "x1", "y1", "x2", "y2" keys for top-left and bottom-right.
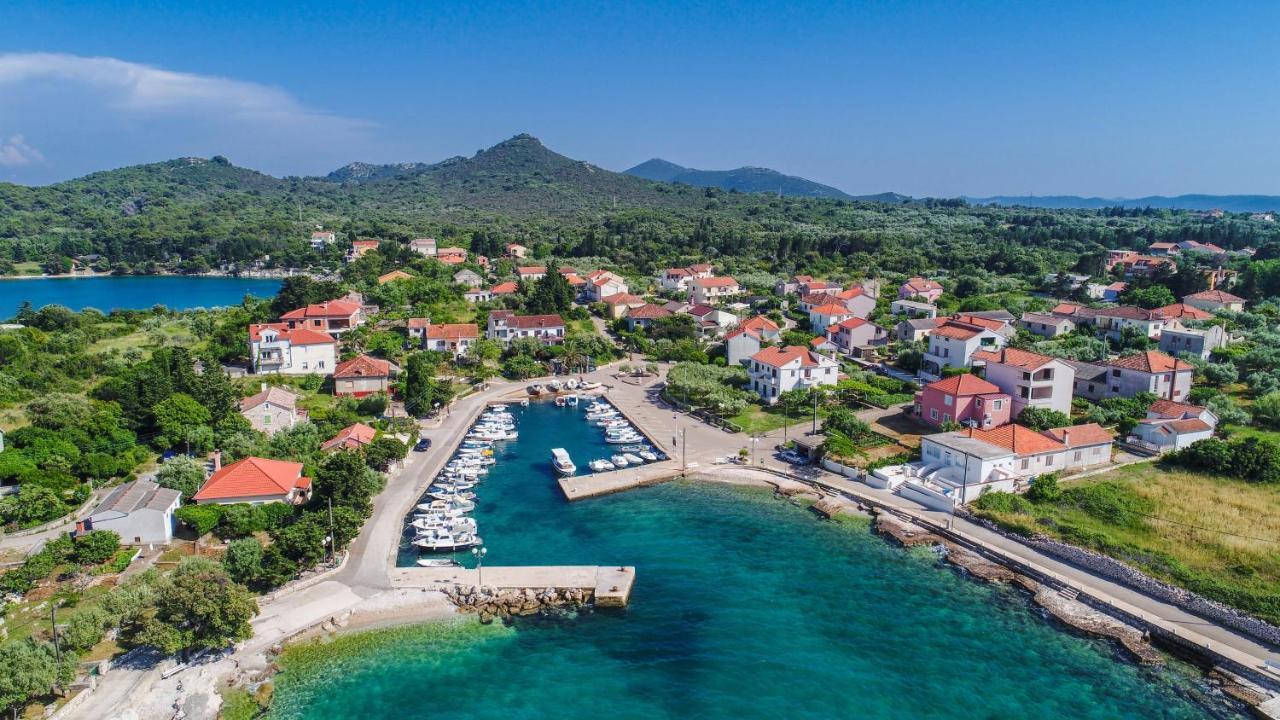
[
  {"x1": 390, "y1": 565, "x2": 636, "y2": 606},
  {"x1": 557, "y1": 460, "x2": 682, "y2": 500}
]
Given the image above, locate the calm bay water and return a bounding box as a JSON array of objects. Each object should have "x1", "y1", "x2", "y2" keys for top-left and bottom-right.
[
  {"x1": 272, "y1": 402, "x2": 1243, "y2": 719},
  {"x1": 0, "y1": 275, "x2": 281, "y2": 313}
]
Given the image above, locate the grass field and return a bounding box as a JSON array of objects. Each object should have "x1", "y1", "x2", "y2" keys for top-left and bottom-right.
[
  {"x1": 728, "y1": 404, "x2": 826, "y2": 434},
  {"x1": 975, "y1": 462, "x2": 1280, "y2": 623}
]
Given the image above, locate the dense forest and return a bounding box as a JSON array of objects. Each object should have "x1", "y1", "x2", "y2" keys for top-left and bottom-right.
[{"x1": 3, "y1": 134, "x2": 1280, "y2": 282}]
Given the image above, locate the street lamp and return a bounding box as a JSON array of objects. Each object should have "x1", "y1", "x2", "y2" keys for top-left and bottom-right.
[
  {"x1": 471, "y1": 546, "x2": 488, "y2": 588},
  {"x1": 750, "y1": 435, "x2": 759, "y2": 466}
]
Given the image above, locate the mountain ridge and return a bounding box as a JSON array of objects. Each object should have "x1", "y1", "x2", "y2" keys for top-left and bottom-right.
[{"x1": 623, "y1": 157, "x2": 902, "y2": 201}]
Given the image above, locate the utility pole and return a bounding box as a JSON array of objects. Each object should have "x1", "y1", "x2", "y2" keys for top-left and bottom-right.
[
  {"x1": 812, "y1": 390, "x2": 819, "y2": 433},
  {"x1": 681, "y1": 427, "x2": 687, "y2": 472},
  {"x1": 327, "y1": 497, "x2": 336, "y2": 565}
]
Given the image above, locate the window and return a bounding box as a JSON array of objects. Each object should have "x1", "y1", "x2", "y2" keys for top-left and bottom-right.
[
  {"x1": 930, "y1": 409, "x2": 938, "y2": 420},
  {"x1": 943, "y1": 413, "x2": 951, "y2": 423},
  {"x1": 993, "y1": 400, "x2": 1003, "y2": 410},
  {"x1": 943, "y1": 395, "x2": 953, "y2": 407},
  {"x1": 301, "y1": 362, "x2": 309, "y2": 369},
  {"x1": 318, "y1": 361, "x2": 325, "y2": 369},
  {"x1": 264, "y1": 415, "x2": 271, "y2": 425},
  {"x1": 1073, "y1": 451, "x2": 1081, "y2": 462},
  {"x1": 1021, "y1": 459, "x2": 1030, "y2": 470}
]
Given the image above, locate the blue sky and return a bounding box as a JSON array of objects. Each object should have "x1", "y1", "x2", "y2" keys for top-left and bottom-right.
[{"x1": 1, "y1": 0, "x2": 1278, "y2": 196}]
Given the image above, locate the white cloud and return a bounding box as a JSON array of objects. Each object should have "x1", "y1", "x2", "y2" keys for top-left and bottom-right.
[
  {"x1": 0, "y1": 134, "x2": 43, "y2": 166},
  {"x1": 0, "y1": 52, "x2": 377, "y2": 181},
  {"x1": 0, "y1": 52, "x2": 371, "y2": 133}
]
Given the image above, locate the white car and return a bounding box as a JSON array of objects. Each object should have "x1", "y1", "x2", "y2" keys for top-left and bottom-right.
[{"x1": 777, "y1": 450, "x2": 809, "y2": 465}]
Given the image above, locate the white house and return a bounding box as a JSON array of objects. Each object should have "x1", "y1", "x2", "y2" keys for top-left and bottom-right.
[
  {"x1": 1019, "y1": 312, "x2": 1074, "y2": 339},
  {"x1": 725, "y1": 328, "x2": 764, "y2": 366},
  {"x1": 890, "y1": 299, "x2": 938, "y2": 318},
  {"x1": 808, "y1": 302, "x2": 856, "y2": 331},
  {"x1": 423, "y1": 323, "x2": 480, "y2": 357},
  {"x1": 747, "y1": 346, "x2": 839, "y2": 404},
  {"x1": 659, "y1": 264, "x2": 714, "y2": 292},
  {"x1": 1128, "y1": 399, "x2": 1218, "y2": 452},
  {"x1": 825, "y1": 317, "x2": 887, "y2": 354},
  {"x1": 309, "y1": 230, "x2": 336, "y2": 248},
  {"x1": 486, "y1": 310, "x2": 565, "y2": 345},
  {"x1": 689, "y1": 276, "x2": 742, "y2": 305},
  {"x1": 1158, "y1": 319, "x2": 1227, "y2": 359},
  {"x1": 409, "y1": 238, "x2": 438, "y2": 256},
  {"x1": 248, "y1": 324, "x2": 337, "y2": 375},
  {"x1": 86, "y1": 479, "x2": 181, "y2": 545},
  {"x1": 919, "y1": 320, "x2": 1005, "y2": 381},
  {"x1": 972, "y1": 347, "x2": 1076, "y2": 417},
  {"x1": 584, "y1": 270, "x2": 629, "y2": 302},
  {"x1": 516, "y1": 266, "x2": 548, "y2": 283},
  {"x1": 685, "y1": 304, "x2": 738, "y2": 336},
  {"x1": 831, "y1": 286, "x2": 878, "y2": 319},
  {"x1": 1184, "y1": 290, "x2": 1245, "y2": 313}
]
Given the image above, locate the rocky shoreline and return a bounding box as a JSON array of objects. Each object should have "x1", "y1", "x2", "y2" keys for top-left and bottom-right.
[{"x1": 443, "y1": 584, "x2": 592, "y2": 623}]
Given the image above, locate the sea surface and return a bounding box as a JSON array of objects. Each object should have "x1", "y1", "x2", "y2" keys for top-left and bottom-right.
[
  {"x1": 0, "y1": 275, "x2": 281, "y2": 313},
  {"x1": 271, "y1": 401, "x2": 1244, "y2": 719}
]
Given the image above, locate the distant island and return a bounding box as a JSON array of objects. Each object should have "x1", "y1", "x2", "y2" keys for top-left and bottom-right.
[
  {"x1": 966, "y1": 194, "x2": 1280, "y2": 213},
  {"x1": 624, "y1": 157, "x2": 906, "y2": 202}
]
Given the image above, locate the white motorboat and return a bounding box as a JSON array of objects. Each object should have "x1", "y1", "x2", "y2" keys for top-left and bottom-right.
[
  {"x1": 408, "y1": 516, "x2": 477, "y2": 533},
  {"x1": 598, "y1": 418, "x2": 629, "y2": 429},
  {"x1": 490, "y1": 404, "x2": 508, "y2": 411},
  {"x1": 586, "y1": 408, "x2": 618, "y2": 419},
  {"x1": 414, "y1": 556, "x2": 460, "y2": 566},
  {"x1": 589, "y1": 459, "x2": 615, "y2": 472},
  {"x1": 413, "y1": 531, "x2": 482, "y2": 552},
  {"x1": 461, "y1": 440, "x2": 493, "y2": 449},
  {"x1": 551, "y1": 448, "x2": 576, "y2": 476},
  {"x1": 623, "y1": 453, "x2": 643, "y2": 465},
  {"x1": 620, "y1": 444, "x2": 648, "y2": 452},
  {"x1": 607, "y1": 433, "x2": 643, "y2": 444},
  {"x1": 547, "y1": 380, "x2": 562, "y2": 391},
  {"x1": 428, "y1": 490, "x2": 477, "y2": 502},
  {"x1": 430, "y1": 480, "x2": 475, "y2": 492},
  {"x1": 639, "y1": 451, "x2": 658, "y2": 462},
  {"x1": 580, "y1": 381, "x2": 600, "y2": 390},
  {"x1": 555, "y1": 395, "x2": 567, "y2": 407},
  {"x1": 585, "y1": 401, "x2": 610, "y2": 413},
  {"x1": 566, "y1": 394, "x2": 579, "y2": 406},
  {"x1": 610, "y1": 453, "x2": 630, "y2": 467},
  {"x1": 565, "y1": 379, "x2": 579, "y2": 390},
  {"x1": 417, "y1": 497, "x2": 475, "y2": 514}
]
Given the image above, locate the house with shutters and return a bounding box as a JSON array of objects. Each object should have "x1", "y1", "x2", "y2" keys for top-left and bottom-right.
[
  {"x1": 280, "y1": 299, "x2": 365, "y2": 335},
  {"x1": 1183, "y1": 290, "x2": 1246, "y2": 313},
  {"x1": 192, "y1": 456, "x2": 313, "y2": 506},
  {"x1": 516, "y1": 266, "x2": 548, "y2": 282},
  {"x1": 919, "y1": 320, "x2": 1006, "y2": 381},
  {"x1": 914, "y1": 374, "x2": 1011, "y2": 429},
  {"x1": 239, "y1": 385, "x2": 306, "y2": 436},
  {"x1": 584, "y1": 270, "x2": 629, "y2": 302},
  {"x1": 407, "y1": 317, "x2": 431, "y2": 341},
  {"x1": 333, "y1": 354, "x2": 394, "y2": 397},
  {"x1": 689, "y1": 276, "x2": 741, "y2": 305},
  {"x1": 747, "y1": 346, "x2": 839, "y2": 403},
  {"x1": 899, "y1": 277, "x2": 944, "y2": 302},
  {"x1": 625, "y1": 303, "x2": 673, "y2": 331},
  {"x1": 486, "y1": 310, "x2": 565, "y2": 345},
  {"x1": 824, "y1": 317, "x2": 887, "y2": 354},
  {"x1": 972, "y1": 347, "x2": 1076, "y2": 416},
  {"x1": 409, "y1": 238, "x2": 437, "y2": 256},
  {"x1": 423, "y1": 323, "x2": 480, "y2": 356},
  {"x1": 248, "y1": 324, "x2": 337, "y2": 375}
]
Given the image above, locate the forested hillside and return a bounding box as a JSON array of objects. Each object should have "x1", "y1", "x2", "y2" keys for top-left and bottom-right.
[{"x1": 3, "y1": 134, "x2": 1280, "y2": 281}]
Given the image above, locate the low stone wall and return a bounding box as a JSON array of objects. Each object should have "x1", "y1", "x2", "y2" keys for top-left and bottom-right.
[{"x1": 966, "y1": 514, "x2": 1280, "y2": 648}]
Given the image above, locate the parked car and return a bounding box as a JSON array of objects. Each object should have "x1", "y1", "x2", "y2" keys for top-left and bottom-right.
[
  {"x1": 414, "y1": 438, "x2": 432, "y2": 452},
  {"x1": 776, "y1": 450, "x2": 809, "y2": 465}
]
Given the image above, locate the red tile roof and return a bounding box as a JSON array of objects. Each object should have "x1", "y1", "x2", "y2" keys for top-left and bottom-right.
[
  {"x1": 691, "y1": 276, "x2": 739, "y2": 288},
  {"x1": 516, "y1": 266, "x2": 547, "y2": 275},
  {"x1": 248, "y1": 323, "x2": 336, "y2": 346},
  {"x1": 925, "y1": 374, "x2": 1002, "y2": 396},
  {"x1": 960, "y1": 424, "x2": 1065, "y2": 455},
  {"x1": 490, "y1": 281, "x2": 519, "y2": 294},
  {"x1": 627, "y1": 304, "x2": 673, "y2": 320},
  {"x1": 1041, "y1": 423, "x2": 1114, "y2": 447},
  {"x1": 902, "y1": 277, "x2": 943, "y2": 293},
  {"x1": 951, "y1": 314, "x2": 1007, "y2": 331},
  {"x1": 279, "y1": 299, "x2": 361, "y2": 320},
  {"x1": 601, "y1": 292, "x2": 644, "y2": 305},
  {"x1": 321, "y1": 423, "x2": 378, "y2": 451},
  {"x1": 1185, "y1": 290, "x2": 1245, "y2": 304},
  {"x1": 827, "y1": 317, "x2": 871, "y2": 333},
  {"x1": 750, "y1": 345, "x2": 830, "y2": 368},
  {"x1": 492, "y1": 311, "x2": 563, "y2": 329},
  {"x1": 810, "y1": 303, "x2": 853, "y2": 316},
  {"x1": 377, "y1": 270, "x2": 414, "y2": 284},
  {"x1": 334, "y1": 354, "x2": 391, "y2": 379},
  {"x1": 407, "y1": 317, "x2": 430, "y2": 329},
  {"x1": 1156, "y1": 303, "x2": 1212, "y2": 320},
  {"x1": 1107, "y1": 351, "x2": 1193, "y2": 374},
  {"x1": 1148, "y1": 399, "x2": 1207, "y2": 419},
  {"x1": 426, "y1": 323, "x2": 479, "y2": 340},
  {"x1": 192, "y1": 457, "x2": 308, "y2": 502},
  {"x1": 740, "y1": 315, "x2": 780, "y2": 334},
  {"x1": 930, "y1": 322, "x2": 984, "y2": 340},
  {"x1": 972, "y1": 347, "x2": 1057, "y2": 370}
]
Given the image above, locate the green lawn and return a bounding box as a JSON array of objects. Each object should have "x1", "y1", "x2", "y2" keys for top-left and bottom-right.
[
  {"x1": 728, "y1": 404, "x2": 827, "y2": 435},
  {"x1": 1222, "y1": 423, "x2": 1280, "y2": 443},
  {"x1": 975, "y1": 463, "x2": 1280, "y2": 624}
]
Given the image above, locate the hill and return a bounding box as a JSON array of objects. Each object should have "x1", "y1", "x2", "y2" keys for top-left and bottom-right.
[
  {"x1": 967, "y1": 194, "x2": 1280, "y2": 213},
  {"x1": 625, "y1": 158, "x2": 872, "y2": 200}
]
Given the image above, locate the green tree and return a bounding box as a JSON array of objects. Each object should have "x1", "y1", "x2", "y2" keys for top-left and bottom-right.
[
  {"x1": 133, "y1": 556, "x2": 257, "y2": 655},
  {"x1": 151, "y1": 392, "x2": 212, "y2": 451},
  {"x1": 312, "y1": 450, "x2": 383, "y2": 515},
  {"x1": 365, "y1": 435, "x2": 408, "y2": 470},
  {"x1": 1252, "y1": 391, "x2": 1280, "y2": 428},
  {"x1": 1025, "y1": 472, "x2": 1062, "y2": 503},
  {"x1": 223, "y1": 537, "x2": 264, "y2": 587},
  {"x1": 73, "y1": 530, "x2": 121, "y2": 565},
  {"x1": 0, "y1": 640, "x2": 76, "y2": 716},
  {"x1": 1121, "y1": 285, "x2": 1175, "y2": 309},
  {"x1": 155, "y1": 455, "x2": 208, "y2": 500},
  {"x1": 1016, "y1": 407, "x2": 1071, "y2": 431}
]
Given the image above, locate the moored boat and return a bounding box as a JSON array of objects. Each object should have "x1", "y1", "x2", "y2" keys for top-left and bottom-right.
[{"x1": 551, "y1": 447, "x2": 576, "y2": 476}]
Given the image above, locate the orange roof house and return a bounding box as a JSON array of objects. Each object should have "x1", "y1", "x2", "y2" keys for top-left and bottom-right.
[
  {"x1": 321, "y1": 423, "x2": 378, "y2": 452},
  {"x1": 192, "y1": 456, "x2": 312, "y2": 505},
  {"x1": 378, "y1": 269, "x2": 415, "y2": 284},
  {"x1": 333, "y1": 355, "x2": 393, "y2": 397}
]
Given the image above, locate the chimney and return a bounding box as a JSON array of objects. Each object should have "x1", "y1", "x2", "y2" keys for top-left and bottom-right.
[
  {"x1": 212, "y1": 450, "x2": 222, "y2": 472},
  {"x1": 1061, "y1": 429, "x2": 1070, "y2": 446}
]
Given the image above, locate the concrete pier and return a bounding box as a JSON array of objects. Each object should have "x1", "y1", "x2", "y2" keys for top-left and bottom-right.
[
  {"x1": 557, "y1": 460, "x2": 681, "y2": 500},
  {"x1": 390, "y1": 565, "x2": 636, "y2": 606}
]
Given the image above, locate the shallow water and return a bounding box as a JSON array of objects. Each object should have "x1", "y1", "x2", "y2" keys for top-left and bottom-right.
[
  {"x1": 272, "y1": 401, "x2": 1243, "y2": 719},
  {"x1": 0, "y1": 275, "x2": 280, "y2": 312}
]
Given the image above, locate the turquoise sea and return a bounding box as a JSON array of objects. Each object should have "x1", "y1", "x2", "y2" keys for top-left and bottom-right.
[
  {"x1": 0, "y1": 275, "x2": 281, "y2": 313},
  {"x1": 271, "y1": 401, "x2": 1244, "y2": 719}
]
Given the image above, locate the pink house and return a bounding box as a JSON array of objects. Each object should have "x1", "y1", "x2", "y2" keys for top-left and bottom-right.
[
  {"x1": 914, "y1": 374, "x2": 1012, "y2": 429},
  {"x1": 899, "y1": 277, "x2": 944, "y2": 303}
]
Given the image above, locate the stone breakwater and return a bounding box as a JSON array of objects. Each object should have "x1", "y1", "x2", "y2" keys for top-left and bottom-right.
[
  {"x1": 443, "y1": 584, "x2": 591, "y2": 623},
  {"x1": 965, "y1": 514, "x2": 1280, "y2": 648}
]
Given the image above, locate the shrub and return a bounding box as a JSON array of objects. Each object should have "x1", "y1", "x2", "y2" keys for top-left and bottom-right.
[
  {"x1": 973, "y1": 491, "x2": 1032, "y2": 514},
  {"x1": 1060, "y1": 482, "x2": 1153, "y2": 528},
  {"x1": 1025, "y1": 473, "x2": 1062, "y2": 503},
  {"x1": 174, "y1": 504, "x2": 224, "y2": 536},
  {"x1": 73, "y1": 530, "x2": 121, "y2": 565},
  {"x1": 1016, "y1": 407, "x2": 1071, "y2": 432}
]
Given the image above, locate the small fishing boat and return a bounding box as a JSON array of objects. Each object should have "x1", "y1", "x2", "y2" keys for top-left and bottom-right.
[
  {"x1": 555, "y1": 395, "x2": 567, "y2": 407},
  {"x1": 579, "y1": 381, "x2": 600, "y2": 390},
  {"x1": 490, "y1": 404, "x2": 508, "y2": 411},
  {"x1": 430, "y1": 480, "x2": 475, "y2": 492},
  {"x1": 551, "y1": 448, "x2": 576, "y2": 476},
  {"x1": 565, "y1": 394, "x2": 579, "y2": 405},
  {"x1": 547, "y1": 380, "x2": 562, "y2": 392},
  {"x1": 417, "y1": 497, "x2": 475, "y2": 514},
  {"x1": 610, "y1": 453, "x2": 630, "y2": 468},
  {"x1": 620, "y1": 444, "x2": 649, "y2": 453},
  {"x1": 639, "y1": 450, "x2": 658, "y2": 462},
  {"x1": 527, "y1": 384, "x2": 544, "y2": 395},
  {"x1": 427, "y1": 490, "x2": 477, "y2": 502},
  {"x1": 416, "y1": 558, "x2": 461, "y2": 568},
  {"x1": 623, "y1": 452, "x2": 643, "y2": 466},
  {"x1": 588, "y1": 459, "x2": 615, "y2": 472},
  {"x1": 607, "y1": 433, "x2": 643, "y2": 444},
  {"x1": 408, "y1": 516, "x2": 477, "y2": 533}
]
